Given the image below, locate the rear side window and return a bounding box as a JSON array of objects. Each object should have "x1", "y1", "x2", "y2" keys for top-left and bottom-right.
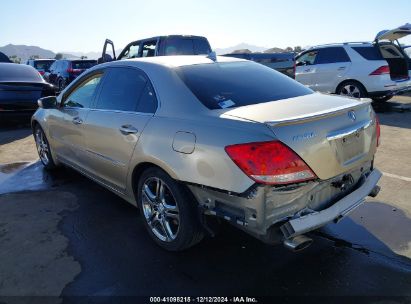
[
  {"x1": 352, "y1": 47, "x2": 384, "y2": 60},
  {"x1": 71, "y1": 61, "x2": 97, "y2": 69},
  {"x1": 95, "y1": 67, "x2": 156, "y2": 113},
  {"x1": 193, "y1": 39, "x2": 211, "y2": 55},
  {"x1": 316, "y1": 47, "x2": 351, "y2": 64},
  {"x1": 175, "y1": 61, "x2": 313, "y2": 110}
]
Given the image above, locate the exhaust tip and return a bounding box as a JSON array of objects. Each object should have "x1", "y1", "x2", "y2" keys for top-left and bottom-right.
[{"x1": 283, "y1": 235, "x2": 313, "y2": 252}]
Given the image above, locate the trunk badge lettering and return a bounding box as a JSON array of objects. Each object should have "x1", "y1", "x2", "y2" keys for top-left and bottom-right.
[
  {"x1": 348, "y1": 110, "x2": 356, "y2": 121},
  {"x1": 292, "y1": 132, "x2": 317, "y2": 142}
]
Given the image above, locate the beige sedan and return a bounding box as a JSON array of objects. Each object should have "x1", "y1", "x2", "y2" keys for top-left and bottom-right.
[{"x1": 32, "y1": 55, "x2": 381, "y2": 251}]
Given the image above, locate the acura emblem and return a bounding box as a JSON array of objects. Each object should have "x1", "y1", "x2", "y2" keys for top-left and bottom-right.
[{"x1": 348, "y1": 110, "x2": 356, "y2": 121}]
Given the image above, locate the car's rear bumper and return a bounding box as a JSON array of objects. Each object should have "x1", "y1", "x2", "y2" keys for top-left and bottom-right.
[
  {"x1": 188, "y1": 162, "x2": 380, "y2": 244},
  {"x1": 280, "y1": 169, "x2": 382, "y2": 238}
]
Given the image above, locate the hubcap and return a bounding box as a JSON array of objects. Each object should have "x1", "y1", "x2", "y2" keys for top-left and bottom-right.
[
  {"x1": 141, "y1": 177, "x2": 180, "y2": 242},
  {"x1": 34, "y1": 129, "x2": 49, "y2": 165},
  {"x1": 340, "y1": 84, "x2": 362, "y2": 98}
]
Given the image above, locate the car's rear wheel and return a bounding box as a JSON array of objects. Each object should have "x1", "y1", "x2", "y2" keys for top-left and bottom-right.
[
  {"x1": 137, "y1": 167, "x2": 203, "y2": 251},
  {"x1": 337, "y1": 81, "x2": 367, "y2": 99},
  {"x1": 34, "y1": 125, "x2": 56, "y2": 170},
  {"x1": 57, "y1": 78, "x2": 66, "y2": 92}
]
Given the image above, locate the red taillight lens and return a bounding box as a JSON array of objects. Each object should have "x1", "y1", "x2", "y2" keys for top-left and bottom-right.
[
  {"x1": 369, "y1": 66, "x2": 390, "y2": 76},
  {"x1": 39, "y1": 70, "x2": 45, "y2": 75},
  {"x1": 375, "y1": 116, "x2": 381, "y2": 147},
  {"x1": 225, "y1": 141, "x2": 317, "y2": 185}
]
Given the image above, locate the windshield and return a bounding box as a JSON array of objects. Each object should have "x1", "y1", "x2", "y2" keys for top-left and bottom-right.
[
  {"x1": 34, "y1": 60, "x2": 55, "y2": 71},
  {"x1": 71, "y1": 60, "x2": 97, "y2": 70},
  {"x1": 175, "y1": 61, "x2": 313, "y2": 110}
]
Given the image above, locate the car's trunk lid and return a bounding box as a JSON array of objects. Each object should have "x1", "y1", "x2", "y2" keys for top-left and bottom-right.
[
  {"x1": 221, "y1": 93, "x2": 377, "y2": 180},
  {"x1": 0, "y1": 82, "x2": 45, "y2": 111}
]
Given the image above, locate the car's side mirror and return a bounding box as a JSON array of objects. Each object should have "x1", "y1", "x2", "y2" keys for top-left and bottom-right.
[{"x1": 38, "y1": 96, "x2": 58, "y2": 109}]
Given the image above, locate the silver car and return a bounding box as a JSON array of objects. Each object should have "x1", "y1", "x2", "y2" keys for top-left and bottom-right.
[{"x1": 32, "y1": 55, "x2": 381, "y2": 251}]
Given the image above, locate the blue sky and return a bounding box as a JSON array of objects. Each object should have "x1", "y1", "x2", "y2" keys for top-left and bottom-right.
[{"x1": 1, "y1": 0, "x2": 411, "y2": 52}]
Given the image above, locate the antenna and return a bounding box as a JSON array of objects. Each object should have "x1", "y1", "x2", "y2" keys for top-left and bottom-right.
[{"x1": 207, "y1": 51, "x2": 217, "y2": 62}]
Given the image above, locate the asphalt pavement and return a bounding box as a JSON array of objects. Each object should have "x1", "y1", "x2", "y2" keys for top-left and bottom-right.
[{"x1": 0, "y1": 96, "x2": 410, "y2": 303}]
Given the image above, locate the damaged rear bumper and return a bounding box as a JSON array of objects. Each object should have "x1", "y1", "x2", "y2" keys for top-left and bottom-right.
[
  {"x1": 280, "y1": 169, "x2": 382, "y2": 238},
  {"x1": 188, "y1": 164, "x2": 381, "y2": 244}
]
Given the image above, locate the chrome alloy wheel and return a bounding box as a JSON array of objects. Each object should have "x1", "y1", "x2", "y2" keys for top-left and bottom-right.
[
  {"x1": 340, "y1": 84, "x2": 362, "y2": 98},
  {"x1": 141, "y1": 177, "x2": 180, "y2": 242},
  {"x1": 34, "y1": 128, "x2": 50, "y2": 165}
]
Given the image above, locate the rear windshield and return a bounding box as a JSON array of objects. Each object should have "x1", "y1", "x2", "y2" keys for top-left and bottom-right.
[
  {"x1": 71, "y1": 61, "x2": 97, "y2": 69},
  {"x1": 34, "y1": 60, "x2": 55, "y2": 70},
  {"x1": 175, "y1": 61, "x2": 313, "y2": 110},
  {"x1": 352, "y1": 47, "x2": 384, "y2": 60},
  {"x1": 164, "y1": 38, "x2": 211, "y2": 55},
  {"x1": 0, "y1": 63, "x2": 43, "y2": 82}
]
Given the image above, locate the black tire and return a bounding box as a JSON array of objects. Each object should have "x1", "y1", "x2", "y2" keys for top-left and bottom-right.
[
  {"x1": 136, "y1": 167, "x2": 204, "y2": 251},
  {"x1": 336, "y1": 81, "x2": 367, "y2": 99},
  {"x1": 372, "y1": 96, "x2": 393, "y2": 103},
  {"x1": 57, "y1": 78, "x2": 66, "y2": 92},
  {"x1": 33, "y1": 124, "x2": 57, "y2": 170}
]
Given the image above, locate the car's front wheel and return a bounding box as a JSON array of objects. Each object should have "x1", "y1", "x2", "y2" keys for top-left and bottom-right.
[
  {"x1": 337, "y1": 81, "x2": 367, "y2": 99},
  {"x1": 137, "y1": 167, "x2": 204, "y2": 251},
  {"x1": 34, "y1": 125, "x2": 57, "y2": 170}
]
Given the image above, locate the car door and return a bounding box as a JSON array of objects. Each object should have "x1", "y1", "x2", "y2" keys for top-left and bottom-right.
[
  {"x1": 312, "y1": 47, "x2": 351, "y2": 93},
  {"x1": 82, "y1": 66, "x2": 157, "y2": 192},
  {"x1": 295, "y1": 50, "x2": 319, "y2": 88},
  {"x1": 54, "y1": 72, "x2": 104, "y2": 166}
]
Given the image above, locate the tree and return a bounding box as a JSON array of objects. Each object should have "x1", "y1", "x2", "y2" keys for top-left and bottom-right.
[
  {"x1": 294, "y1": 46, "x2": 302, "y2": 53},
  {"x1": 285, "y1": 47, "x2": 293, "y2": 52},
  {"x1": 8, "y1": 55, "x2": 21, "y2": 64},
  {"x1": 55, "y1": 53, "x2": 63, "y2": 60},
  {"x1": 30, "y1": 55, "x2": 40, "y2": 59},
  {"x1": 80, "y1": 55, "x2": 88, "y2": 59}
]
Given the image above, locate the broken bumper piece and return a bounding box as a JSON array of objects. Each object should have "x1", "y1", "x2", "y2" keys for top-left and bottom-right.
[{"x1": 281, "y1": 169, "x2": 382, "y2": 239}]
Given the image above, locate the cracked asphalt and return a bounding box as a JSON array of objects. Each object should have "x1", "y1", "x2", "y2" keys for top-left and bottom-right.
[{"x1": 0, "y1": 96, "x2": 410, "y2": 303}]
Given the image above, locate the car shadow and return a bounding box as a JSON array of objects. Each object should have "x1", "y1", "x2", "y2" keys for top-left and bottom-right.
[
  {"x1": 1, "y1": 163, "x2": 410, "y2": 298},
  {"x1": 0, "y1": 126, "x2": 32, "y2": 145}
]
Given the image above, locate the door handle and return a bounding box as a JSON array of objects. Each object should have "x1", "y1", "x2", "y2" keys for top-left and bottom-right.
[
  {"x1": 337, "y1": 67, "x2": 346, "y2": 71},
  {"x1": 304, "y1": 69, "x2": 311, "y2": 72},
  {"x1": 119, "y1": 125, "x2": 138, "y2": 135},
  {"x1": 72, "y1": 117, "x2": 83, "y2": 125}
]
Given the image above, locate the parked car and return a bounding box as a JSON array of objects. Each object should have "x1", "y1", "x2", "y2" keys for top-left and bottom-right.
[
  {"x1": 222, "y1": 52, "x2": 295, "y2": 77},
  {"x1": 98, "y1": 35, "x2": 212, "y2": 63},
  {"x1": 26, "y1": 59, "x2": 56, "y2": 77},
  {"x1": 0, "y1": 51, "x2": 11, "y2": 63},
  {"x1": 32, "y1": 55, "x2": 381, "y2": 252},
  {"x1": 0, "y1": 63, "x2": 55, "y2": 120},
  {"x1": 44, "y1": 59, "x2": 97, "y2": 92},
  {"x1": 295, "y1": 24, "x2": 411, "y2": 102}
]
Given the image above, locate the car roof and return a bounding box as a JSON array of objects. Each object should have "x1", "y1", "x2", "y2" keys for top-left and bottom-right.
[
  {"x1": 307, "y1": 42, "x2": 373, "y2": 50},
  {"x1": 98, "y1": 55, "x2": 246, "y2": 69}
]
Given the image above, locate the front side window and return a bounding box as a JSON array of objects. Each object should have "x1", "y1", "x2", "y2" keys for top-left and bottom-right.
[
  {"x1": 316, "y1": 47, "x2": 351, "y2": 64},
  {"x1": 175, "y1": 61, "x2": 313, "y2": 110},
  {"x1": 141, "y1": 40, "x2": 157, "y2": 57},
  {"x1": 120, "y1": 44, "x2": 141, "y2": 59},
  {"x1": 95, "y1": 67, "x2": 156, "y2": 112},
  {"x1": 63, "y1": 74, "x2": 102, "y2": 108},
  {"x1": 193, "y1": 39, "x2": 211, "y2": 55},
  {"x1": 295, "y1": 50, "x2": 318, "y2": 66}
]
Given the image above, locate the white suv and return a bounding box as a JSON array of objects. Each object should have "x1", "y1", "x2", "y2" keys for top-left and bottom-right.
[{"x1": 295, "y1": 24, "x2": 411, "y2": 102}]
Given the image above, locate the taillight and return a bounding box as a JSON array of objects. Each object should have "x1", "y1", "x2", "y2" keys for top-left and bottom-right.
[
  {"x1": 225, "y1": 141, "x2": 317, "y2": 185},
  {"x1": 38, "y1": 71, "x2": 45, "y2": 75},
  {"x1": 369, "y1": 66, "x2": 390, "y2": 76},
  {"x1": 375, "y1": 116, "x2": 381, "y2": 147}
]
